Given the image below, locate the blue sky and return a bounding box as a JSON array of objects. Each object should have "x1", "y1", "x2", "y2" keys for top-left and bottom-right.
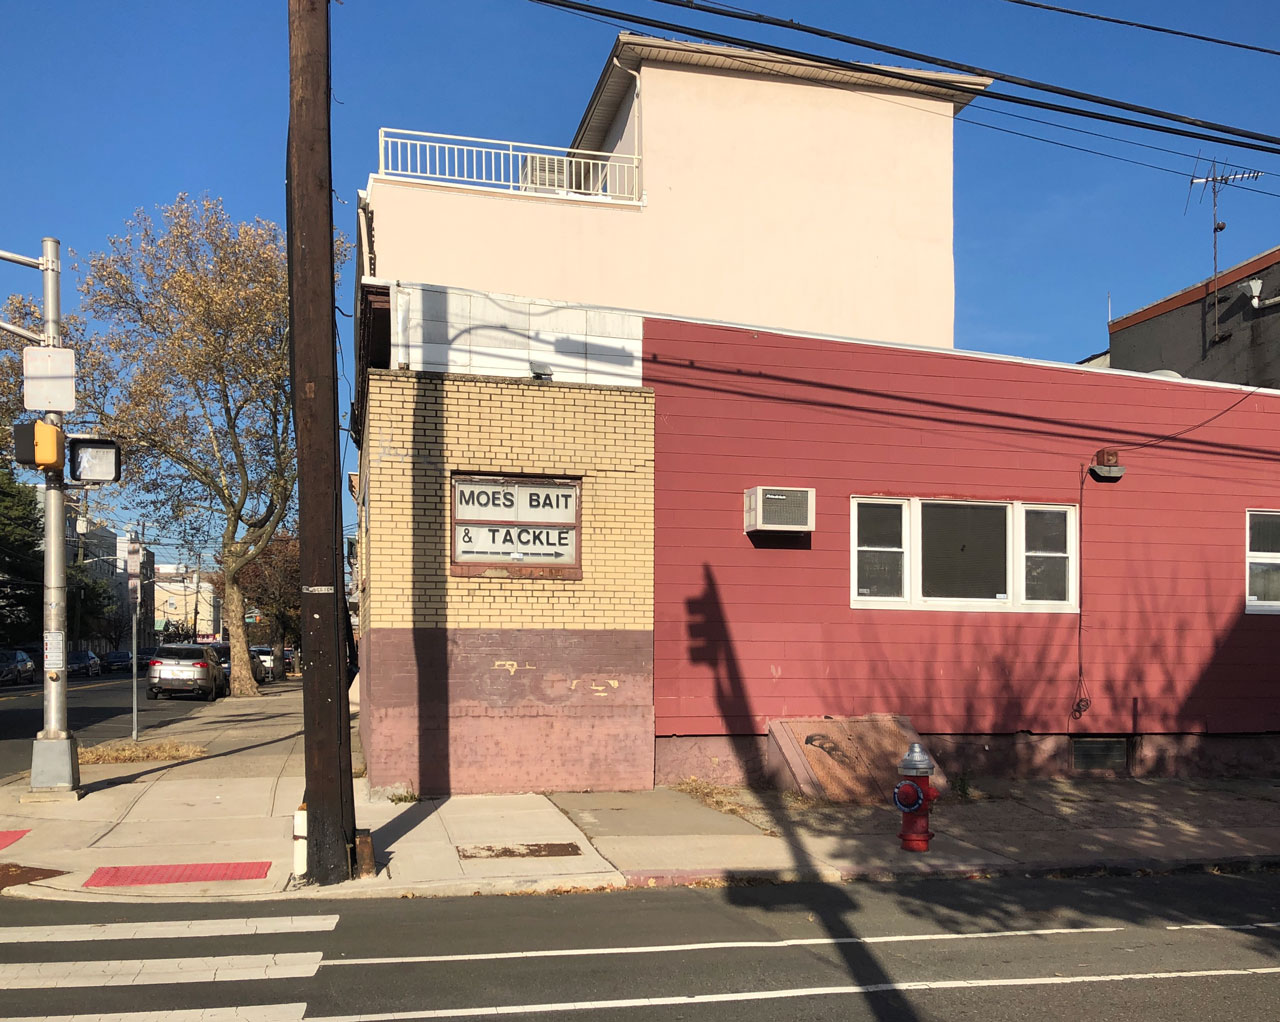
[{"x1": 3, "y1": 0, "x2": 1278, "y2": 553}]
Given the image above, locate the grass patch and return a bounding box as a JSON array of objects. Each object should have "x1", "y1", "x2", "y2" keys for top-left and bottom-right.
[{"x1": 78, "y1": 739, "x2": 207, "y2": 764}]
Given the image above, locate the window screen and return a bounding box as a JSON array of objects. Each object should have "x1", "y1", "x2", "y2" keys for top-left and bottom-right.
[
  {"x1": 856, "y1": 502, "x2": 904, "y2": 598},
  {"x1": 921, "y1": 502, "x2": 1007, "y2": 599},
  {"x1": 1025, "y1": 508, "x2": 1069, "y2": 602},
  {"x1": 1249, "y1": 512, "x2": 1280, "y2": 553},
  {"x1": 1249, "y1": 563, "x2": 1280, "y2": 602}
]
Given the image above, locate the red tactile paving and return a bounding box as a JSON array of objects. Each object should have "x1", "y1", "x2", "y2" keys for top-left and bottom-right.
[
  {"x1": 0, "y1": 830, "x2": 30, "y2": 852},
  {"x1": 84, "y1": 861, "x2": 272, "y2": 887}
]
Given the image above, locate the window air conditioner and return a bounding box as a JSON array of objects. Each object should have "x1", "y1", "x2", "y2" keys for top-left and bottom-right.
[{"x1": 744, "y1": 486, "x2": 816, "y2": 533}]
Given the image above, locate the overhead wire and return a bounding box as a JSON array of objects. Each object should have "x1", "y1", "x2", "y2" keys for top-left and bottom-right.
[
  {"x1": 528, "y1": 0, "x2": 1280, "y2": 157},
  {"x1": 993, "y1": 0, "x2": 1280, "y2": 59},
  {"x1": 636, "y1": 0, "x2": 1280, "y2": 148}
]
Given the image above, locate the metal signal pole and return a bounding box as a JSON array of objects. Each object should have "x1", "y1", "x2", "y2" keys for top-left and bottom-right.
[
  {"x1": 0, "y1": 239, "x2": 78, "y2": 799},
  {"x1": 287, "y1": 0, "x2": 356, "y2": 883}
]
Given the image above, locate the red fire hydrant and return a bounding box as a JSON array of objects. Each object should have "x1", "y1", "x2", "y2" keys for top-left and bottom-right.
[{"x1": 893, "y1": 743, "x2": 939, "y2": 852}]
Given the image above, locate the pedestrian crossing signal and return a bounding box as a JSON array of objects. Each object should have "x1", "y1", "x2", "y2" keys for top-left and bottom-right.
[{"x1": 14, "y1": 419, "x2": 65, "y2": 470}]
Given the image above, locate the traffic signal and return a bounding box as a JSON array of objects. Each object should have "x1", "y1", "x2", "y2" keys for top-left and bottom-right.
[{"x1": 14, "y1": 420, "x2": 65, "y2": 470}]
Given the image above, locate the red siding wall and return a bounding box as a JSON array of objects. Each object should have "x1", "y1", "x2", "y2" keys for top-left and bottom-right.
[{"x1": 645, "y1": 318, "x2": 1280, "y2": 739}]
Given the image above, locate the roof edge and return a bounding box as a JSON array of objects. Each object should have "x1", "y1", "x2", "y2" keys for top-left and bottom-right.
[
  {"x1": 571, "y1": 32, "x2": 990, "y2": 151},
  {"x1": 1110, "y1": 244, "x2": 1280, "y2": 335}
]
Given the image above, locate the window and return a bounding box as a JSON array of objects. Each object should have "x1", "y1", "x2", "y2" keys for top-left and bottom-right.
[
  {"x1": 1246, "y1": 510, "x2": 1280, "y2": 612},
  {"x1": 850, "y1": 498, "x2": 1076, "y2": 611}
]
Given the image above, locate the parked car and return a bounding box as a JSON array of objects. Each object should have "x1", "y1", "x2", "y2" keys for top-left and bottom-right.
[
  {"x1": 102, "y1": 650, "x2": 133, "y2": 672},
  {"x1": 210, "y1": 643, "x2": 266, "y2": 685},
  {"x1": 0, "y1": 649, "x2": 35, "y2": 687},
  {"x1": 136, "y1": 646, "x2": 157, "y2": 670},
  {"x1": 250, "y1": 646, "x2": 277, "y2": 681},
  {"x1": 282, "y1": 648, "x2": 296, "y2": 674},
  {"x1": 68, "y1": 650, "x2": 102, "y2": 677},
  {"x1": 145, "y1": 644, "x2": 228, "y2": 701}
]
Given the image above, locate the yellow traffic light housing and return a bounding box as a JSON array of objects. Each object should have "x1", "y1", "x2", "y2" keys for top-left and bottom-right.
[{"x1": 14, "y1": 420, "x2": 65, "y2": 471}]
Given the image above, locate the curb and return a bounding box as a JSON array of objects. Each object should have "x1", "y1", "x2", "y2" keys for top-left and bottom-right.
[
  {"x1": 4, "y1": 856, "x2": 1277, "y2": 903},
  {"x1": 2, "y1": 869, "x2": 629, "y2": 903},
  {"x1": 622, "y1": 855, "x2": 1280, "y2": 890}
]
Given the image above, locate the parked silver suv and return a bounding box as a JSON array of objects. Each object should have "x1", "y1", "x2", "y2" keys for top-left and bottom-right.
[{"x1": 145, "y1": 644, "x2": 228, "y2": 701}]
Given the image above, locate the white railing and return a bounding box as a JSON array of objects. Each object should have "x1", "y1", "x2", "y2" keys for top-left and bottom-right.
[{"x1": 378, "y1": 129, "x2": 641, "y2": 203}]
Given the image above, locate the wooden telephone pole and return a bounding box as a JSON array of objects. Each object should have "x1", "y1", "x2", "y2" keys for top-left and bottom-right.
[{"x1": 287, "y1": 0, "x2": 355, "y2": 884}]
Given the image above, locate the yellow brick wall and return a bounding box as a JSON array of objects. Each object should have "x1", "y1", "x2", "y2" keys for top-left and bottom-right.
[{"x1": 361, "y1": 371, "x2": 654, "y2": 631}]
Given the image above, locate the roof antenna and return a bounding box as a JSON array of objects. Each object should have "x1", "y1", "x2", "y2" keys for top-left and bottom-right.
[{"x1": 1189, "y1": 161, "x2": 1264, "y2": 351}]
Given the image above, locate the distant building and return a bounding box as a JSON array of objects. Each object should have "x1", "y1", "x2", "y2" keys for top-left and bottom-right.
[
  {"x1": 114, "y1": 535, "x2": 156, "y2": 649},
  {"x1": 1105, "y1": 245, "x2": 1280, "y2": 385},
  {"x1": 153, "y1": 563, "x2": 222, "y2": 643}
]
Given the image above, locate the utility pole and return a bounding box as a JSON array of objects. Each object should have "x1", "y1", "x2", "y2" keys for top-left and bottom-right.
[
  {"x1": 0, "y1": 238, "x2": 78, "y2": 799},
  {"x1": 287, "y1": 0, "x2": 356, "y2": 883}
]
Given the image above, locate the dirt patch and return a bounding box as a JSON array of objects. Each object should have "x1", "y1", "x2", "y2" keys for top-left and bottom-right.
[
  {"x1": 78, "y1": 740, "x2": 207, "y2": 765},
  {"x1": 0, "y1": 862, "x2": 66, "y2": 890},
  {"x1": 673, "y1": 778, "x2": 896, "y2": 837},
  {"x1": 457, "y1": 842, "x2": 582, "y2": 860}
]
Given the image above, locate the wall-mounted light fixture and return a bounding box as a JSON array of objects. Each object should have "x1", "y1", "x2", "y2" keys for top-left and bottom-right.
[
  {"x1": 1239, "y1": 278, "x2": 1280, "y2": 311},
  {"x1": 1089, "y1": 448, "x2": 1125, "y2": 482},
  {"x1": 530, "y1": 361, "x2": 553, "y2": 381}
]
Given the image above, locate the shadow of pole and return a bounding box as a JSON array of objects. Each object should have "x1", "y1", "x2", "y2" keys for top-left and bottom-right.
[{"x1": 687, "y1": 563, "x2": 922, "y2": 1021}]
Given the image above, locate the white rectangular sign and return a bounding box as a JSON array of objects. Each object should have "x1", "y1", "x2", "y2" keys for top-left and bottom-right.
[
  {"x1": 23, "y1": 346, "x2": 76, "y2": 412},
  {"x1": 454, "y1": 523, "x2": 577, "y2": 565},
  {"x1": 454, "y1": 479, "x2": 576, "y2": 525}
]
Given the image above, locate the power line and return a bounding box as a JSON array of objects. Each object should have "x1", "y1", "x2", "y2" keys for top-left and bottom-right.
[
  {"x1": 959, "y1": 115, "x2": 1280, "y2": 198},
  {"x1": 529, "y1": 0, "x2": 1280, "y2": 157},
  {"x1": 967, "y1": 102, "x2": 1279, "y2": 179},
  {"x1": 993, "y1": 0, "x2": 1280, "y2": 59},
  {"x1": 670, "y1": 37, "x2": 1280, "y2": 198},
  {"x1": 637, "y1": 0, "x2": 1280, "y2": 147}
]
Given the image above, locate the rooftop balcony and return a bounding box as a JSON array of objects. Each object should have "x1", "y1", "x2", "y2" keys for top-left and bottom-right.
[{"x1": 378, "y1": 128, "x2": 642, "y2": 204}]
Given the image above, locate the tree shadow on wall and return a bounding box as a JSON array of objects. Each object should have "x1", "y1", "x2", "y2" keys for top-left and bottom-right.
[{"x1": 687, "y1": 563, "x2": 923, "y2": 1022}]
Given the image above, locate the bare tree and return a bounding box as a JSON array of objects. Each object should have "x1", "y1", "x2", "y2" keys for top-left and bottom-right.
[{"x1": 77, "y1": 195, "x2": 295, "y2": 696}]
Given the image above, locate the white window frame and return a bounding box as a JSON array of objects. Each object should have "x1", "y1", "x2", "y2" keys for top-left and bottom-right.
[
  {"x1": 850, "y1": 497, "x2": 1078, "y2": 613},
  {"x1": 1245, "y1": 509, "x2": 1280, "y2": 614}
]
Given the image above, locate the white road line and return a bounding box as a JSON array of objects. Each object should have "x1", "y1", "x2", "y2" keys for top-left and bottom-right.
[
  {"x1": 8, "y1": 1006, "x2": 308, "y2": 1022},
  {"x1": 302, "y1": 966, "x2": 1280, "y2": 1021},
  {"x1": 322, "y1": 925, "x2": 1123, "y2": 968},
  {"x1": 0, "y1": 953, "x2": 323, "y2": 990},
  {"x1": 0, "y1": 915, "x2": 340, "y2": 945},
  {"x1": 1167, "y1": 921, "x2": 1280, "y2": 931}
]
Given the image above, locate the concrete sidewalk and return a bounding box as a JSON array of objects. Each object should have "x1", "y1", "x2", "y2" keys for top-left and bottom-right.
[{"x1": 2, "y1": 680, "x2": 1279, "y2": 901}]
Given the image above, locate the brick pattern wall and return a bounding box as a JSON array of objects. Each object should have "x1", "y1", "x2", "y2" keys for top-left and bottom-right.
[{"x1": 359, "y1": 371, "x2": 655, "y2": 793}]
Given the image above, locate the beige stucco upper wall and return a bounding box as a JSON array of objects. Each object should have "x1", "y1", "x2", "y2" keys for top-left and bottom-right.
[{"x1": 366, "y1": 61, "x2": 957, "y2": 348}]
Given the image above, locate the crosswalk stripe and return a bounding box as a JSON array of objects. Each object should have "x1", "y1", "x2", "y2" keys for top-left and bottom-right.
[
  {"x1": 0, "y1": 953, "x2": 323, "y2": 990},
  {"x1": 8, "y1": 1005, "x2": 308, "y2": 1022},
  {"x1": 0, "y1": 915, "x2": 339, "y2": 945}
]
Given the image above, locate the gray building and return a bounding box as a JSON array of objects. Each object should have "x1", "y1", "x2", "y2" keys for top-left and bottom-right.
[{"x1": 1103, "y1": 245, "x2": 1280, "y2": 386}]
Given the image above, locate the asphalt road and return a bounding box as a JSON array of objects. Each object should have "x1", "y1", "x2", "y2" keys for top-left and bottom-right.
[
  {"x1": 0, "y1": 668, "x2": 209, "y2": 780},
  {"x1": 1, "y1": 872, "x2": 1278, "y2": 1020}
]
